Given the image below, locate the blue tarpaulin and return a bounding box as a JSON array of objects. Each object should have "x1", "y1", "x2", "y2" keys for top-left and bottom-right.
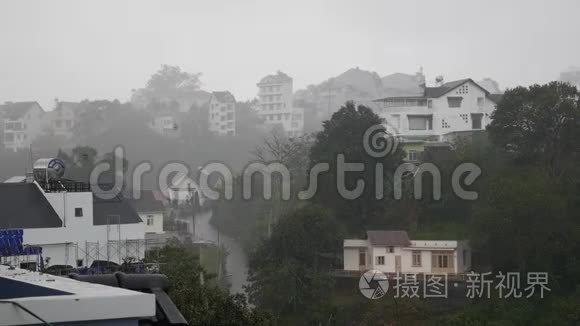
[{"x1": 0, "y1": 229, "x2": 42, "y2": 257}]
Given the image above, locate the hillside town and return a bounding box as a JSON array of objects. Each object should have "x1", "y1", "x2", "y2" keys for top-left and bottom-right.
[
  {"x1": 1, "y1": 67, "x2": 517, "y2": 154},
  {"x1": 2, "y1": 1, "x2": 580, "y2": 325}
]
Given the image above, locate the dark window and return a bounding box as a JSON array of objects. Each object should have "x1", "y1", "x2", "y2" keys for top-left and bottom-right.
[
  {"x1": 447, "y1": 97, "x2": 463, "y2": 108},
  {"x1": 76, "y1": 259, "x2": 84, "y2": 267},
  {"x1": 408, "y1": 115, "x2": 433, "y2": 130},
  {"x1": 75, "y1": 208, "x2": 83, "y2": 217},
  {"x1": 471, "y1": 114, "x2": 483, "y2": 129},
  {"x1": 20, "y1": 262, "x2": 37, "y2": 271},
  {"x1": 388, "y1": 246, "x2": 394, "y2": 253}
]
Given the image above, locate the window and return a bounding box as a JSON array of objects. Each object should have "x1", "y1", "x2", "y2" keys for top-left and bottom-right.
[
  {"x1": 376, "y1": 256, "x2": 385, "y2": 265},
  {"x1": 75, "y1": 208, "x2": 83, "y2": 217},
  {"x1": 462, "y1": 249, "x2": 467, "y2": 266},
  {"x1": 477, "y1": 97, "x2": 484, "y2": 107},
  {"x1": 146, "y1": 215, "x2": 154, "y2": 226},
  {"x1": 412, "y1": 251, "x2": 422, "y2": 267},
  {"x1": 359, "y1": 249, "x2": 366, "y2": 266},
  {"x1": 407, "y1": 150, "x2": 420, "y2": 161},
  {"x1": 388, "y1": 246, "x2": 394, "y2": 253},
  {"x1": 447, "y1": 97, "x2": 463, "y2": 108},
  {"x1": 20, "y1": 262, "x2": 37, "y2": 271},
  {"x1": 438, "y1": 255, "x2": 448, "y2": 268},
  {"x1": 390, "y1": 114, "x2": 400, "y2": 129},
  {"x1": 76, "y1": 259, "x2": 84, "y2": 267},
  {"x1": 432, "y1": 252, "x2": 454, "y2": 270},
  {"x1": 457, "y1": 84, "x2": 469, "y2": 94},
  {"x1": 4, "y1": 133, "x2": 14, "y2": 141},
  {"x1": 471, "y1": 114, "x2": 483, "y2": 129},
  {"x1": 427, "y1": 100, "x2": 433, "y2": 109},
  {"x1": 408, "y1": 115, "x2": 433, "y2": 130}
]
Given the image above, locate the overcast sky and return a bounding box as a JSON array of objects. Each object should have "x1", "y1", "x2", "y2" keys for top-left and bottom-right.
[{"x1": 1, "y1": 0, "x2": 579, "y2": 109}]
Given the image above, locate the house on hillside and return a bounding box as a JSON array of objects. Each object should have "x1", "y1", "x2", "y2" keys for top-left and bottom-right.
[
  {"x1": 256, "y1": 71, "x2": 305, "y2": 137},
  {"x1": 149, "y1": 113, "x2": 181, "y2": 138},
  {"x1": 373, "y1": 78, "x2": 503, "y2": 161},
  {"x1": 0, "y1": 162, "x2": 146, "y2": 269},
  {"x1": 0, "y1": 101, "x2": 47, "y2": 152},
  {"x1": 128, "y1": 190, "x2": 166, "y2": 234},
  {"x1": 343, "y1": 230, "x2": 471, "y2": 274},
  {"x1": 208, "y1": 91, "x2": 236, "y2": 136},
  {"x1": 49, "y1": 101, "x2": 83, "y2": 139}
]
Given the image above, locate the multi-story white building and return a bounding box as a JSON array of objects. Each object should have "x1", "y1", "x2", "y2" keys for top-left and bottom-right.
[
  {"x1": 373, "y1": 78, "x2": 502, "y2": 161},
  {"x1": 256, "y1": 71, "x2": 305, "y2": 137},
  {"x1": 0, "y1": 160, "x2": 147, "y2": 269},
  {"x1": 0, "y1": 101, "x2": 47, "y2": 152},
  {"x1": 343, "y1": 230, "x2": 471, "y2": 275},
  {"x1": 208, "y1": 91, "x2": 236, "y2": 136}
]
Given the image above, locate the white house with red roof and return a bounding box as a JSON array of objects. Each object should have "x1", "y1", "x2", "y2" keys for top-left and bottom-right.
[{"x1": 343, "y1": 230, "x2": 471, "y2": 275}]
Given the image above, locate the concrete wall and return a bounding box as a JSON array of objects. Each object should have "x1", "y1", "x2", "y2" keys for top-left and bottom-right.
[
  {"x1": 141, "y1": 212, "x2": 164, "y2": 234},
  {"x1": 343, "y1": 247, "x2": 360, "y2": 271},
  {"x1": 344, "y1": 239, "x2": 472, "y2": 274}
]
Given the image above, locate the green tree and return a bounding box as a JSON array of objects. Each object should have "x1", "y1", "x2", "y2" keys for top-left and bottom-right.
[
  {"x1": 155, "y1": 242, "x2": 272, "y2": 326},
  {"x1": 246, "y1": 205, "x2": 344, "y2": 325},
  {"x1": 145, "y1": 65, "x2": 202, "y2": 97},
  {"x1": 309, "y1": 101, "x2": 404, "y2": 233},
  {"x1": 487, "y1": 81, "x2": 580, "y2": 177}
]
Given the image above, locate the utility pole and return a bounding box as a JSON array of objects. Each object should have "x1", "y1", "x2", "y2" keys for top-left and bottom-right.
[{"x1": 188, "y1": 183, "x2": 196, "y2": 238}]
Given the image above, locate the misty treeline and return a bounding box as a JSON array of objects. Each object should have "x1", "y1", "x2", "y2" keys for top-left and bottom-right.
[
  {"x1": 0, "y1": 65, "x2": 274, "y2": 185},
  {"x1": 213, "y1": 82, "x2": 580, "y2": 325}
]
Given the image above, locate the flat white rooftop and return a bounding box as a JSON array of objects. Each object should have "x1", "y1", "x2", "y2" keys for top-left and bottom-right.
[{"x1": 0, "y1": 265, "x2": 155, "y2": 326}]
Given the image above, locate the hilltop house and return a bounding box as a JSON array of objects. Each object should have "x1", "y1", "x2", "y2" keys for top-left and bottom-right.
[
  {"x1": 0, "y1": 101, "x2": 47, "y2": 152},
  {"x1": 49, "y1": 101, "x2": 82, "y2": 139},
  {"x1": 373, "y1": 77, "x2": 503, "y2": 161},
  {"x1": 0, "y1": 166, "x2": 146, "y2": 269},
  {"x1": 256, "y1": 71, "x2": 305, "y2": 137},
  {"x1": 209, "y1": 91, "x2": 236, "y2": 136},
  {"x1": 343, "y1": 230, "x2": 471, "y2": 274}
]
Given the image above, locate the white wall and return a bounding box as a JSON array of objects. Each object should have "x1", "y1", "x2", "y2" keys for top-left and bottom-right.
[
  {"x1": 343, "y1": 247, "x2": 360, "y2": 271},
  {"x1": 20, "y1": 183, "x2": 146, "y2": 267},
  {"x1": 141, "y1": 212, "x2": 164, "y2": 234},
  {"x1": 377, "y1": 81, "x2": 497, "y2": 140},
  {"x1": 344, "y1": 238, "x2": 472, "y2": 274}
]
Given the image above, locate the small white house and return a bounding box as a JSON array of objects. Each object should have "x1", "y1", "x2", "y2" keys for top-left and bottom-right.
[
  {"x1": 128, "y1": 190, "x2": 165, "y2": 234},
  {"x1": 344, "y1": 230, "x2": 471, "y2": 274}
]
